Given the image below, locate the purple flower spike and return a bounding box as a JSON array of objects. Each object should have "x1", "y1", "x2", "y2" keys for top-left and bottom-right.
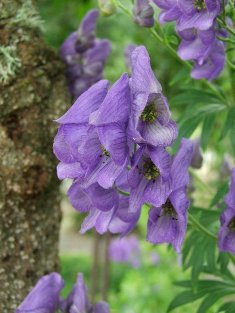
[
  {"x1": 177, "y1": 0, "x2": 221, "y2": 32},
  {"x1": 147, "y1": 138, "x2": 193, "y2": 252},
  {"x1": 129, "y1": 46, "x2": 178, "y2": 147},
  {"x1": 15, "y1": 273, "x2": 64, "y2": 313},
  {"x1": 153, "y1": 0, "x2": 181, "y2": 24},
  {"x1": 133, "y1": 0, "x2": 155, "y2": 28},
  {"x1": 218, "y1": 169, "x2": 235, "y2": 254}
]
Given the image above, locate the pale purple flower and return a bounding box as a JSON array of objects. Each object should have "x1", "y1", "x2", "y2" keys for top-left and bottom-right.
[
  {"x1": 128, "y1": 145, "x2": 171, "y2": 213},
  {"x1": 153, "y1": 0, "x2": 181, "y2": 24},
  {"x1": 60, "y1": 9, "x2": 111, "y2": 98},
  {"x1": 176, "y1": 0, "x2": 221, "y2": 32},
  {"x1": 129, "y1": 46, "x2": 178, "y2": 147},
  {"x1": 191, "y1": 39, "x2": 225, "y2": 80},
  {"x1": 218, "y1": 168, "x2": 235, "y2": 254},
  {"x1": 109, "y1": 236, "x2": 141, "y2": 267},
  {"x1": 15, "y1": 273, "x2": 64, "y2": 313},
  {"x1": 147, "y1": 138, "x2": 193, "y2": 252},
  {"x1": 133, "y1": 0, "x2": 155, "y2": 27}
]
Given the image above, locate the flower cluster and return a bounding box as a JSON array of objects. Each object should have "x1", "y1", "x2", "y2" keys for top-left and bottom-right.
[
  {"x1": 153, "y1": 0, "x2": 227, "y2": 80},
  {"x1": 53, "y1": 45, "x2": 193, "y2": 252},
  {"x1": 60, "y1": 9, "x2": 111, "y2": 99},
  {"x1": 16, "y1": 272, "x2": 109, "y2": 313},
  {"x1": 218, "y1": 168, "x2": 235, "y2": 254}
]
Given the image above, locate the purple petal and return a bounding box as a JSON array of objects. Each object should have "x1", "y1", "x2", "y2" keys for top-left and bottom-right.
[
  {"x1": 225, "y1": 168, "x2": 235, "y2": 209},
  {"x1": 56, "y1": 80, "x2": 109, "y2": 124},
  {"x1": 90, "y1": 74, "x2": 131, "y2": 125},
  {"x1": 93, "y1": 302, "x2": 110, "y2": 313},
  {"x1": 57, "y1": 162, "x2": 84, "y2": 180},
  {"x1": 148, "y1": 146, "x2": 171, "y2": 180},
  {"x1": 16, "y1": 273, "x2": 64, "y2": 313},
  {"x1": 67, "y1": 181, "x2": 92, "y2": 212},
  {"x1": 144, "y1": 178, "x2": 171, "y2": 208}
]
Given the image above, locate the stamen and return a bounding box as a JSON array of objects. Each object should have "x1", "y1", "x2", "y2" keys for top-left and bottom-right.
[
  {"x1": 162, "y1": 199, "x2": 178, "y2": 220},
  {"x1": 228, "y1": 217, "x2": 235, "y2": 231},
  {"x1": 143, "y1": 160, "x2": 160, "y2": 180},
  {"x1": 101, "y1": 145, "x2": 110, "y2": 157},
  {"x1": 194, "y1": 0, "x2": 206, "y2": 11},
  {"x1": 140, "y1": 103, "x2": 157, "y2": 123}
]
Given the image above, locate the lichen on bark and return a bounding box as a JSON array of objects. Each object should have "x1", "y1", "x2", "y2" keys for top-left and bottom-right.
[{"x1": 0, "y1": 1, "x2": 69, "y2": 311}]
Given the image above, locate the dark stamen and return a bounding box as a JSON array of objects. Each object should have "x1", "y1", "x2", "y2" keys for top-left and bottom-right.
[
  {"x1": 140, "y1": 103, "x2": 157, "y2": 123},
  {"x1": 194, "y1": 0, "x2": 206, "y2": 10},
  {"x1": 101, "y1": 145, "x2": 110, "y2": 157},
  {"x1": 162, "y1": 199, "x2": 178, "y2": 220},
  {"x1": 228, "y1": 217, "x2": 235, "y2": 231},
  {"x1": 143, "y1": 160, "x2": 160, "y2": 180}
]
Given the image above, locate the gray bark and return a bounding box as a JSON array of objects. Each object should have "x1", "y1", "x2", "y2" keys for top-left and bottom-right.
[{"x1": 0, "y1": 1, "x2": 69, "y2": 311}]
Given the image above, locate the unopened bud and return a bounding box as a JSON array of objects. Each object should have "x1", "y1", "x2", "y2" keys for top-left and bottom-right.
[{"x1": 98, "y1": 0, "x2": 117, "y2": 17}]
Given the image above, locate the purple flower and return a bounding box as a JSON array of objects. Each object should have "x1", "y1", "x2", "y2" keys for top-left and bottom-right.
[
  {"x1": 191, "y1": 138, "x2": 203, "y2": 169},
  {"x1": 133, "y1": 0, "x2": 155, "y2": 28},
  {"x1": 129, "y1": 46, "x2": 178, "y2": 147},
  {"x1": 176, "y1": 0, "x2": 221, "y2": 32},
  {"x1": 153, "y1": 0, "x2": 181, "y2": 24},
  {"x1": 147, "y1": 138, "x2": 193, "y2": 252},
  {"x1": 191, "y1": 39, "x2": 225, "y2": 80},
  {"x1": 128, "y1": 145, "x2": 171, "y2": 213},
  {"x1": 109, "y1": 236, "x2": 141, "y2": 267},
  {"x1": 15, "y1": 273, "x2": 64, "y2": 313},
  {"x1": 177, "y1": 28, "x2": 216, "y2": 65},
  {"x1": 60, "y1": 10, "x2": 111, "y2": 98},
  {"x1": 218, "y1": 168, "x2": 235, "y2": 254}
]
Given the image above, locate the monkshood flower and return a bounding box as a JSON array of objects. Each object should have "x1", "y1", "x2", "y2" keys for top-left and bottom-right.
[
  {"x1": 129, "y1": 46, "x2": 178, "y2": 147},
  {"x1": 176, "y1": 0, "x2": 221, "y2": 32},
  {"x1": 147, "y1": 138, "x2": 193, "y2": 252},
  {"x1": 191, "y1": 138, "x2": 203, "y2": 169},
  {"x1": 152, "y1": 0, "x2": 181, "y2": 24},
  {"x1": 16, "y1": 273, "x2": 64, "y2": 313},
  {"x1": 109, "y1": 236, "x2": 141, "y2": 268},
  {"x1": 53, "y1": 75, "x2": 131, "y2": 189},
  {"x1": 60, "y1": 9, "x2": 111, "y2": 98},
  {"x1": 191, "y1": 39, "x2": 225, "y2": 80},
  {"x1": 218, "y1": 168, "x2": 235, "y2": 254},
  {"x1": 133, "y1": 0, "x2": 155, "y2": 28},
  {"x1": 128, "y1": 145, "x2": 171, "y2": 213},
  {"x1": 16, "y1": 272, "x2": 110, "y2": 313}
]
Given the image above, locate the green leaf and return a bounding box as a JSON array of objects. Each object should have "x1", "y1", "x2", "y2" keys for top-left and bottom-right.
[
  {"x1": 210, "y1": 182, "x2": 228, "y2": 208},
  {"x1": 197, "y1": 290, "x2": 235, "y2": 313},
  {"x1": 167, "y1": 291, "x2": 200, "y2": 312},
  {"x1": 220, "y1": 107, "x2": 235, "y2": 140}
]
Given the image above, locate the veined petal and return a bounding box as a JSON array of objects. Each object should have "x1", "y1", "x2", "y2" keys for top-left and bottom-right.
[
  {"x1": 148, "y1": 146, "x2": 171, "y2": 180},
  {"x1": 90, "y1": 74, "x2": 131, "y2": 125},
  {"x1": 67, "y1": 181, "x2": 92, "y2": 212},
  {"x1": 56, "y1": 80, "x2": 109, "y2": 124},
  {"x1": 57, "y1": 162, "x2": 84, "y2": 180},
  {"x1": 144, "y1": 177, "x2": 171, "y2": 207}
]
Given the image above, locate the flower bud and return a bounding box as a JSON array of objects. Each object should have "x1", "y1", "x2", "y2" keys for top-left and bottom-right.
[
  {"x1": 133, "y1": 0, "x2": 154, "y2": 28},
  {"x1": 98, "y1": 0, "x2": 117, "y2": 17}
]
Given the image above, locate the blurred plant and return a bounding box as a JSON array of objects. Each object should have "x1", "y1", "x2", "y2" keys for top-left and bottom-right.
[{"x1": 15, "y1": 272, "x2": 110, "y2": 313}]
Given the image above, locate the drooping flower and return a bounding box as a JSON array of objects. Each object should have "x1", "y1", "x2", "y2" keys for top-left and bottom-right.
[
  {"x1": 147, "y1": 138, "x2": 193, "y2": 252},
  {"x1": 60, "y1": 9, "x2": 111, "y2": 98},
  {"x1": 133, "y1": 0, "x2": 155, "y2": 28},
  {"x1": 218, "y1": 168, "x2": 235, "y2": 254},
  {"x1": 16, "y1": 273, "x2": 110, "y2": 313},
  {"x1": 129, "y1": 46, "x2": 178, "y2": 147},
  {"x1": 128, "y1": 145, "x2": 171, "y2": 213},
  {"x1": 109, "y1": 236, "x2": 141, "y2": 267},
  {"x1": 15, "y1": 273, "x2": 64, "y2": 313},
  {"x1": 176, "y1": 0, "x2": 221, "y2": 32},
  {"x1": 152, "y1": 0, "x2": 181, "y2": 24},
  {"x1": 191, "y1": 39, "x2": 225, "y2": 81}
]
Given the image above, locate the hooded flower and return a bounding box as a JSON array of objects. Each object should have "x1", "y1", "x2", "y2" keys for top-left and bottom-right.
[
  {"x1": 176, "y1": 0, "x2": 221, "y2": 32},
  {"x1": 129, "y1": 46, "x2": 178, "y2": 147},
  {"x1": 109, "y1": 236, "x2": 141, "y2": 267},
  {"x1": 15, "y1": 273, "x2": 64, "y2": 313},
  {"x1": 191, "y1": 39, "x2": 225, "y2": 80},
  {"x1": 128, "y1": 145, "x2": 171, "y2": 213},
  {"x1": 153, "y1": 0, "x2": 181, "y2": 24},
  {"x1": 133, "y1": 0, "x2": 155, "y2": 28},
  {"x1": 218, "y1": 168, "x2": 235, "y2": 254},
  {"x1": 147, "y1": 138, "x2": 193, "y2": 252},
  {"x1": 60, "y1": 9, "x2": 111, "y2": 98}
]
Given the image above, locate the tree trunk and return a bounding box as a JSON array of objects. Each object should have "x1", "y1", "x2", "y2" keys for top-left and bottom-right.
[{"x1": 0, "y1": 1, "x2": 69, "y2": 311}]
